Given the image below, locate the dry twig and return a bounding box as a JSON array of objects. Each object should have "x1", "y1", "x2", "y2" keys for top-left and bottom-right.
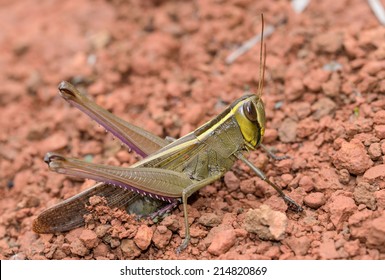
[
  {"x1": 225, "y1": 25, "x2": 274, "y2": 64},
  {"x1": 368, "y1": 0, "x2": 385, "y2": 25}
]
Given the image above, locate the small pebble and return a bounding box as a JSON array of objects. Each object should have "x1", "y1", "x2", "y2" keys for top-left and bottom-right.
[
  {"x1": 160, "y1": 215, "x2": 180, "y2": 232},
  {"x1": 374, "y1": 110, "x2": 385, "y2": 125},
  {"x1": 134, "y1": 225, "x2": 153, "y2": 250},
  {"x1": 338, "y1": 169, "x2": 350, "y2": 184},
  {"x1": 152, "y1": 226, "x2": 172, "y2": 249},
  {"x1": 121, "y1": 239, "x2": 141, "y2": 259},
  {"x1": 93, "y1": 243, "x2": 110, "y2": 258},
  {"x1": 312, "y1": 97, "x2": 337, "y2": 120},
  {"x1": 375, "y1": 189, "x2": 385, "y2": 209},
  {"x1": 285, "y1": 236, "x2": 311, "y2": 256},
  {"x1": 304, "y1": 192, "x2": 326, "y2": 209},
  {"x1": 333, "y1": 140, "x2": 373, "y2": 175},
  {"x1": 240, "y1": 178, "x2": 257, "y2": 194},
  {"x1": 319, "y1": 240, "x2": 339, "y2": 259},
  {"x1": 197, "y1": 213, "x2": 221, "y2": 227},
  {"x1": 224, "y1": 171, "x2": 240, "y2": 192},
  {"x1": 364, "y1": 164, "x2": 385, "y2": 182},
  {"x1": 328, "y1": 195, "x2": 357, "y2": 229},
  {"x1": 313, "y1": 31, "x2": 343, "y2": 53},
  {"x1": 375, "y1": 125, "x2": 385, "y2": 139},
  {"x1": 70, "y1": 239, "x2": 89, "y2": 257},
  {"x1": 243, "y1": 205, "x2": 287, "y2": 241},
  {"x1": 278, "y1": 118, "x2": 297, "y2": 143},
  {"x1": 79, "y1": 229, "x2": 99, "y2": 249},
  {"x1": 367, "y1": 213, "x2": 385, "y2": 251},
  {"x1": 353, "y1": 182, "x2": 377, "y2": 210},
  {"x1": 299, "y1": 175, "x2": 314, "y2": 192},
  {"x1": 207, "y1": 229, "x2": 237, "y2": 256}
]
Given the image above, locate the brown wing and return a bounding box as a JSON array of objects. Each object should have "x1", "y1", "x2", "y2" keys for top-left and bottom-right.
[{"x1": 33, "y1": 182, "x2": 139, "y2": 233}]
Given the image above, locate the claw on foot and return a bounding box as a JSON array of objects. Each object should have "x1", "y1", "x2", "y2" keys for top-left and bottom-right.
[
  {"x1": 176, "y1": 237, "x2": 190, "y2": 254},
  {"x1": 283, "y1": 195, "x2": 303, "y2": 212},
  {"x1": 58, "y1": 81, "x2": 82, "y2": 101}
]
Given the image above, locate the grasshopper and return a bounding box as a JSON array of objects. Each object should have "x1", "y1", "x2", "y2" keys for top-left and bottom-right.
[{"x1": 33, "y1": 16, "x2": 303, "y2": 253}]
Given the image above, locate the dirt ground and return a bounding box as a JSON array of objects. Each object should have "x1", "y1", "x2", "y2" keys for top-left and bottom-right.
[{"x1": 1, "y1": 0, "x2": 385, "y2": 260}]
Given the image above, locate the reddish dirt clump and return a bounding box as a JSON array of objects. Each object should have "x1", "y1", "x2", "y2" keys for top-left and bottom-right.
[{"x1": 1, "y1": 0, "x2": 385, "y2": 260}]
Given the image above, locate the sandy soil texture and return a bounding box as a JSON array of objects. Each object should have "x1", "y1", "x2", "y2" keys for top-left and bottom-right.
[{"x1": 1, "y1": 0, "x2": 385, "y2": 260}]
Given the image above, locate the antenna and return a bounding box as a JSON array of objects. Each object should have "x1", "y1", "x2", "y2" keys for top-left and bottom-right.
[{"x1": 257, "y1": 14, "x2": 266, "y2": 98}]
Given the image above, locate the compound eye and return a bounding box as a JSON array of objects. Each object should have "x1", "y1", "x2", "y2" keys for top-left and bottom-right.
[{"x1": 243, "y1": 101, "x2": 258, "y2": 122}]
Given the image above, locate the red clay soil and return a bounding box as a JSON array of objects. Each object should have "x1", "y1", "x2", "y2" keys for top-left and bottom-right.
[{"x1": 1, "y1": 0, "x2": 385, "y2": 260}]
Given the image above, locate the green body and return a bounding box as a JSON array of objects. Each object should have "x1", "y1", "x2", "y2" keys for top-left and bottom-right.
[{"x1": 34, "y1": 80, "x2": 302, "y2": 253}]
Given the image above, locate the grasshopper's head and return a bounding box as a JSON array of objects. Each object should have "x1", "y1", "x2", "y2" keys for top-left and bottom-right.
[{"x1": 233, "y1": 95, "x2": 266, "y2": 150}]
